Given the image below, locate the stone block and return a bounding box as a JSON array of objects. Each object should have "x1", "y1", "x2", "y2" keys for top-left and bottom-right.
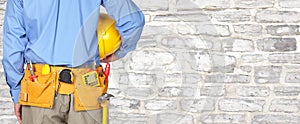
[
  {"x1": 257, "y1": 38, "x2": 296, "y2": 52},
  {"x1": 254, "y1": 66, "x2": 282, "y2": 84},
  {"x1": 219, "y1": 99, "x2": 265, "y2": 112}
]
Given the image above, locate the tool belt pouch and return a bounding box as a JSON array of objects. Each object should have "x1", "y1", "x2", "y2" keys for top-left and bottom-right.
[
  {"x1": 18, "y1": 70, "x2": 56, "y2": 108},
  {"x1": 74, "y1": 66, "x2": 107, "y2": 111}
]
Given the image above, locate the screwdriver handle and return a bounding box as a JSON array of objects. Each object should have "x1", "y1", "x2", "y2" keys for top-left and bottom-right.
[
  {"x1": 103, "y1": 63, "x2": 110, "y2": 79},
  {"x1": 28, "y1": 60, "x2": 38, "y2": 82}
]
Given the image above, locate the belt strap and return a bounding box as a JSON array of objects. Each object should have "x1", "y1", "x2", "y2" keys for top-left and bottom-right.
[{"x1": 57, "y1": 83, "x2": 74, "y2": 94}]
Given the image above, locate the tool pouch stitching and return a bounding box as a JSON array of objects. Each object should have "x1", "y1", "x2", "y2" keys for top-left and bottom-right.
[
  {"x1": 19, "y1": 70, "x2": 56, "y2": 108},
  {"x1": 74, "y1": 67, "x2": 106, "y2": 111}
]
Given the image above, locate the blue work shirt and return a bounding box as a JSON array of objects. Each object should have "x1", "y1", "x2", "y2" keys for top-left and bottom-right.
[{"x1": 2, "y1": 0, "x2": 145, "y2": 103}]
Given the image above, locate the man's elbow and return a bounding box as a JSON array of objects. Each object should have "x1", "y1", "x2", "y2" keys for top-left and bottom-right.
[
  {"x1": 116, "y1": 11, "x2": 145, "y2": 33},
  {"x1": 135, "y1": 11, "x2": 145, "y2": 28}
]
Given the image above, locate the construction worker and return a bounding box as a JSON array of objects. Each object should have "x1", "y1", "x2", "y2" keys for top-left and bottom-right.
[{"x1": 2, "y1": 0, "x2": 145, "y2": 123}]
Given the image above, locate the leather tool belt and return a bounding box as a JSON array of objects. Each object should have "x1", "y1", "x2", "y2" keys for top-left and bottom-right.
[{"x1": 18, "y1": 64, "x2": 107, "y2": 111}]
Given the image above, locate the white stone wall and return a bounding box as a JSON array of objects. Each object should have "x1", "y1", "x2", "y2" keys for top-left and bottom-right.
[{"x1": 1, "y1": 0, "x2": 300, "y2": 123}]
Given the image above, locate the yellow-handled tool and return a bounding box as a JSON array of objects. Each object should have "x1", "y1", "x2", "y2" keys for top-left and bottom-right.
[
  {"x1": 102, "y1": 101, "x2": 109, "y2": 124},
  {"x1": 98, "y1": 93, "x2": 114, "y2": 124},
  {"x1": 42, "y1": 64, "x2": 50, "y2": 75}
]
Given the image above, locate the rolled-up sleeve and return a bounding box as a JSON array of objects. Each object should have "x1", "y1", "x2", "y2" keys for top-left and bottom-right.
[
  {"x1": 2, "y1": 0, "x2": 27, "y2": 103},
  {"x1": 102, "y1": 0, "x2": 145, "y2": 58}
]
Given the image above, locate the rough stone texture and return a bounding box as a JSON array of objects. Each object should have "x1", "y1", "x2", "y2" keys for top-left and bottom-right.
[
  {"x1": 144, "y1": 100, "x2": 177, "y2": 110},
  {"x1": 154, "y1": 13, "x2": 211, "y2": 22},
  {"x1": 285, "y1": 72, "x2": 300, "y2": 83},
  {"x1": 233, "y1": 0, "x2": 274, "y2": 8},
  {"x1": 156, "y1": 113, "x2": 194, "y2": 124},
  {"x1": 200, "y1": 114, "x2": 245, "y2": 124},
  {"x1": 269, "y1": 53, "x2": 300, "y2": 64},
  {"x1": 158, "y1": 87, "x2": 196, "y2": 97},
  {"x1": 279, "y1": 0, "x2": 300, "y2": 8},
  {"x1": 257, "y1": 38, "x2": 297, "y2": 52},
  {"x1": 219, "y1": 99, "x2": 265, "y2": 112},
  {"x1": 236, "y1": 86, "x2": 270, "y2": 97},
  {"x1": 222, "y1": 38, "x2": 254, "y2": 52},
  {"x1": 124, "y1": 87, "x2": 154, "y2": 98},
  {"x1": 0, "y1": 101, "x2": 14, "y2": 116},
  {"x1": 0, "y1": 89, "x2": 10, "y2": 98},
  {"x1": 1, "y1": 0, "x2": 300, "y2": 124},
  {"x1": 233, "y1": 24, "x2": 263, "y2": 36},
  {"x1": 240, "y1": 66, "x2": 252, "y2": 73},
  {"x1": 212, "y1": 10, "x2": 251, "y2": 22},
  {"x1": 133, "y1": 0, "x2": 169, "y2": 11},
  {"x1": 174, "y1": 52, "x2": 236, "y2": 73},
  {"x1": 176, "y1": 0, "x2": 230, "y2": 10},
  {"x1": 183, "y1": 73, "x2": 202, "y2": 84},
  {"x1": 253, "y1": 115, "x2": 300, "y2": 124},
  {"x1": 274, "y1": 86, "x2": 300, "y2": 96},
  {"x1": 129, "y1": 50, "x2": 176, "y2": 72},
  {"x1": 110, "y1": 120, "x2": 148, "y2": 124},
  {"x1": 200, "y1": 86, "x2": 226, "y2": 97},
  {"x1": 266, "y1": 25, "x2": 299, "y2": 36},
  {"x1": 127, "y1": 73, "x2": 156, "y2": 85},
  {"x1": 205, "y1": 74, "x2": 250, "y2": 84},
  {"x1": 180, "y1": 98, "x2": 215, "y2": 112},
  {"x1": 254, "y1": 66, "x2": 282, "y2": 84},
  {"x1": 177, "y1": 24, "x2": 231, "y2": 36},
  {"x1": 154, "y1": 73, "x2": 186, "y2": 86},
  {"x1": 109, "y1": 98, "x2": 140, "y2": 111},
  {"x1": 0, "y1": 118, "x2": 17, "y2": 124},
  {"x1": 269, "y1": 99, "x2": 300, "y2": 113},
  {"x1": 161, "y1": 36, "x2": 213, "y2": 50},
  {"x1": 209, "y1": 53, "x2": 236, "y2": 72},
  {"x1": 110, "y1": 112, "x2": 149, "y2": 124},
  {"x1": 241, "y1": 54, "x2": 266, "y2": 63},
  {"x1": 256, "y1": 9, "x2": 300, "y2": 23},
  {"x1": 110, "y1": 112, "x2": 148, "y2": 119},
  {"x1": 141, "y1": 25, "x2": 173, "y2": 37}
]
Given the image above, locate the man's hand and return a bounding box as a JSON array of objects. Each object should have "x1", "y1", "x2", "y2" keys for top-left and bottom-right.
[
  {"x1": 14, "y1": 104, "x2": 22, "y2": 124},
  {"x1": 100, "y1": 54, "x2": 120, "y2": 63}
]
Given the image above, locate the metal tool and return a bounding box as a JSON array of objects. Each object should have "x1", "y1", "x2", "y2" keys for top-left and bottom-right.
[
  {"x1": 28, "y1": 61, "x2": 38, "y2": 82},
  {"x1": 29, "y1": 61, "x2": 34, "y2": 76},
  {"x1": 98, "y1": 93, "x2": 114, "y2": 124},
  {"x1": 98, "y1": 93, "x2": 114, "y2": 103}
]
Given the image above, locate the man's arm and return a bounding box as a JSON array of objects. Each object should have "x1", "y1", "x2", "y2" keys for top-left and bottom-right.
[
  {"x1": 102, "y1": 0, "x2": 145, "y2": 59},
  {"x1": 3, "y1": 0, "x2": 27, "y2": 123},
  {"x1": 3, "y1": 0, "x2": 27, "y2": 103}
]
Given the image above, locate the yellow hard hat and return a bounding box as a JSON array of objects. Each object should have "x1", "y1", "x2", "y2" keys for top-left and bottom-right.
[{"x1": 97, "y1": 13, "x2": 121, "y2": 59}]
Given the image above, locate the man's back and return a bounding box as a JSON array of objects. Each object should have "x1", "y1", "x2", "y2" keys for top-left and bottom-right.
[{"x1": 15, "y1": 0, "x2": 101, "y2": 66}]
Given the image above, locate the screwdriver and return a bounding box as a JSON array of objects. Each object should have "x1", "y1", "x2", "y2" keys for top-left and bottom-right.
[{"x1": 28, "y1": 61, "x2": 38, "y2": 82}]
